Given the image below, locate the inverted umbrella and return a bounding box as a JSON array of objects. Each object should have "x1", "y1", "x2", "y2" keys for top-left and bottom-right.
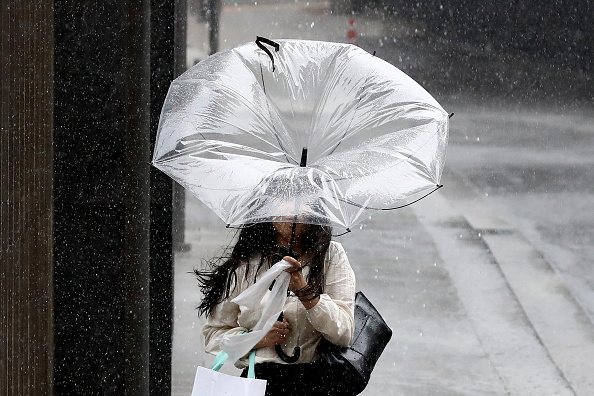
[
  {"x1": 152, "y1": 38, "x2": 449, "y2": 234},
  {"x1": 154, "y1": 37, "x2": 449, "y2": 363}
]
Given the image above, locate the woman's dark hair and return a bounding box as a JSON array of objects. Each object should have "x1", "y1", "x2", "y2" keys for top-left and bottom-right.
[{"x1": 195, "y1": 222, "x2": 332, "y2": 317}]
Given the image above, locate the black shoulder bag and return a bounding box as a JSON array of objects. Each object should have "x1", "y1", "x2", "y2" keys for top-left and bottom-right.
[{"x1": 318, "y1": 291, "x2": 393, "y2": 395}]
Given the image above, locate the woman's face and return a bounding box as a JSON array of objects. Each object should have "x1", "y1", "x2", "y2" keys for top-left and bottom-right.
[{"x1": 272, "y1": 219, "x2": 308, "y2": 241}]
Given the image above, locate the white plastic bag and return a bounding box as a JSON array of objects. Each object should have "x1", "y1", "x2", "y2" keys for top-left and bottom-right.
[{"x1": 220, "y1": 259, "x2": 292, "y2": 363}]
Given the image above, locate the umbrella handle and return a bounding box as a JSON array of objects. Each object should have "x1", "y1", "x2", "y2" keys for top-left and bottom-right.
[
  {"x1": 256, "y1": 36, "x2": 280, "y2": 72},
  {"x1": 275, "y1": 312, "x2": 301, "y2": 363}
]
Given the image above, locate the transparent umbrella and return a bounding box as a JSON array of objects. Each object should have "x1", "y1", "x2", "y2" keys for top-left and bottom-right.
[{"x1": 152, "y1": 38, "x2": 449, "y2": 234}]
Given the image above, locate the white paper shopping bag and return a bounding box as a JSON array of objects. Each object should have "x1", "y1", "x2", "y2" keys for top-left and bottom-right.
[
  {"x1": 191, "y1": 351, "x2": 266, "y2": 396},
  {"x1": 191, "y1": 367, "x2": 267, "y2": 396}
]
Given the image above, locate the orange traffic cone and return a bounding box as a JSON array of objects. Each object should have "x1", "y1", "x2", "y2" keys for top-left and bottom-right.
[{"x1": 347, "y1": 18, "x2": 358, "y2": 46}]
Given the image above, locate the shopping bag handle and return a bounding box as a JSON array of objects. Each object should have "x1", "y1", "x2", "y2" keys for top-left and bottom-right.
[
  {"x1": 248, "y1": 349, "x2": 257, "y2": 379},
  {"x1": 211, "y1": 350, "x2": 258, "y2": 379},
  {"x1": 211, "y1": 351, "x2": 228, "y2": 372}
]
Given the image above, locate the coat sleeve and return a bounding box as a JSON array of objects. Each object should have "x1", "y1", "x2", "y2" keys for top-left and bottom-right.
[
  {"x1": 202, "y1": 265, "x2": 249, "y2": 356},
  {"x1": 202, "y1": 298, "x2": 248, "y2": 356},
  {"x1": 304, "y1": 242, "x2": 356, "y2": 347}
]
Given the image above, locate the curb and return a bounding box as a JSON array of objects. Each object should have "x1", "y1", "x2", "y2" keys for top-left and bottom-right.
[{"x1": 436, "y1": 169, "x2": 594, "y2": 395}]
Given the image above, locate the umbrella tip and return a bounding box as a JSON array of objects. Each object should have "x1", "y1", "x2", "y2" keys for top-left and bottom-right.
[
  {"x1": 333, "y1": 228, "x2": 352, "y2": 237},
  {"x1": 449, "y1": 112, "x2": 454, "y2": 119},
  {"x1": 300, "y1": 147, "x2": 308, "y2": 167}
]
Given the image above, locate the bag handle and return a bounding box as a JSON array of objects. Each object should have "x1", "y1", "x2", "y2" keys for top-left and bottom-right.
[
  {"x1": 211, "y1": 351, "x2": 228, "y2": 372},
  {"x1": 211, "y1": 350, "x2": 258, "y2": 379},
  {"x1": 248, "y1": 349, "x2": 257, "y2": 379}
]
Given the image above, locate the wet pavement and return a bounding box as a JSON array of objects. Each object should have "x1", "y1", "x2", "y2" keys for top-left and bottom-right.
[{"x1": 173, "y1": 2, "x2": 594, "y2": 395}]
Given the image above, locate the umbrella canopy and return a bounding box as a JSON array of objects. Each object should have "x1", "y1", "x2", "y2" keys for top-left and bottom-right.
[{"x1": 153, "y1": 39, "x2": 449, "y2": 232}]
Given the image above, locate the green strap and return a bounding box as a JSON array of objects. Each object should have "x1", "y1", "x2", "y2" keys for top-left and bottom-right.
[
  {"x1": 210, "y1": 350, "x2": 258, "y2": 379},
  {"x1": 211, "y1": 351, "x2": 228, "y2": 371},
  {"x1": 247, "y1": 350, "x2": 257, "y2": 379}
]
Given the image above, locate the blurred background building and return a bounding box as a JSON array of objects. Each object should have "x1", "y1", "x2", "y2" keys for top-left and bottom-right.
[{"x1": 335, "y1": 0, "x2": 591, "y2": 70}]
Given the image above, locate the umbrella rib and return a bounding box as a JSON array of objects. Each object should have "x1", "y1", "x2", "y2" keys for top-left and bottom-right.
[
  {"x1": 259, "y1": 62, "x2": 294, "y2": 165},
  {"x1": 306, "y1": 49, "x2": 342, "y2": 148},
  {"x1": 190, "y1": 114, "x2": 286, "y2": 156},
  {"x1": 339, "y1": 184, "x2": 443, "y2": 210},
  {"x1": 176, "y1": 76, "x2": 283, "y2": 138},
  {"x1": 322, "y1": 117, "x2": 445, "y2": 182},
  {"x1": 325, "y1": 55, "x2": 376, "y2": 157},
  {"x1": 282, "y1": 66, "x2": 300, "y2": 164},
  {"x1": 312, "y1": 49, "x2": 364, "y2": 158},
  {"x1": 326, "y1": 97, "x2": 362, "y2": 157}
]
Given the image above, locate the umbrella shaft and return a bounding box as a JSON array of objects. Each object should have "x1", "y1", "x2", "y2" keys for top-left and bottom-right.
[
  {"x1": 289, "y1": 217, "x2": 298, "y2": 252},
  {"x1": 288, "y1": 147, "x2": 307, "y2": 253}
]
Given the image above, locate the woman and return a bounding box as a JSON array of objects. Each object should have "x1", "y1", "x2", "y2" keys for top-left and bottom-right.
[{"x1": 196, "y1": 220, "x2": 356, "y2": 396}]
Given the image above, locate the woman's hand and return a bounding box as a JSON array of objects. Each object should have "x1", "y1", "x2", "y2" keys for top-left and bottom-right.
[
  {"x1": 254, "y1": 318, "x2": 290, "y2": 349},
  {"x1": 284, "y1": 256, "x2": 320, "y2": 310},
  {"x1": 283, "y1": 256, "x2": 307, "y2": 293}
]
